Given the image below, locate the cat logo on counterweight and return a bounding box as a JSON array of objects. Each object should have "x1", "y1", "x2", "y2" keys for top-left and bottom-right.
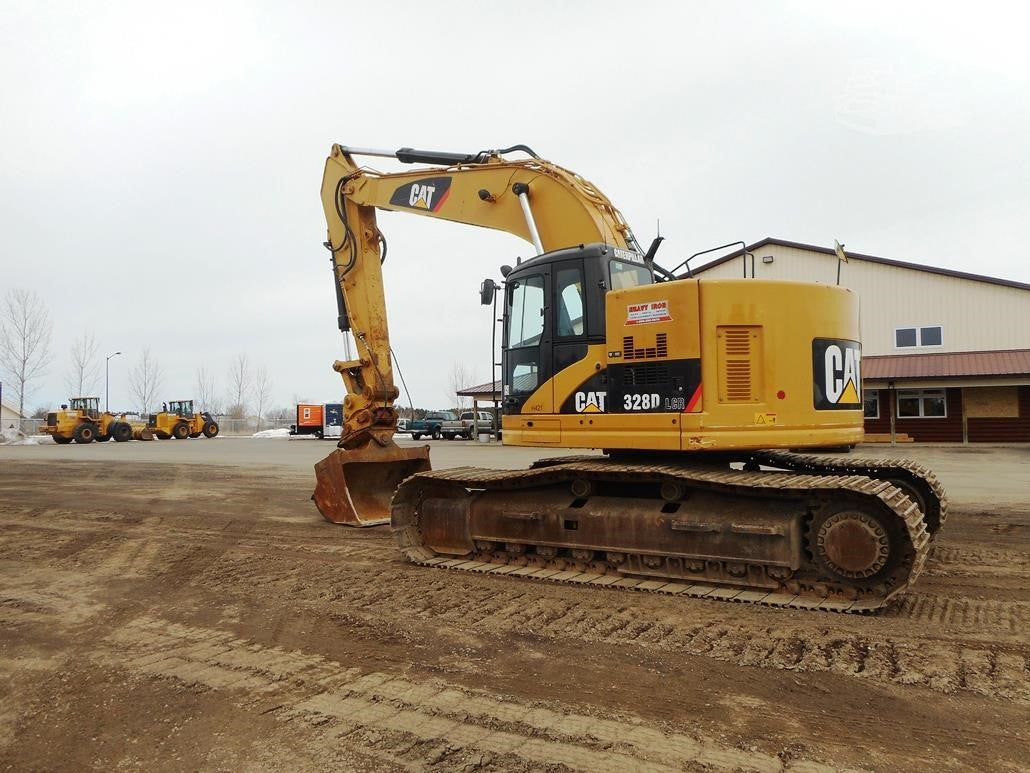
[{"x1": 813, "y1": 338, "x2": 862, "y2": 410}]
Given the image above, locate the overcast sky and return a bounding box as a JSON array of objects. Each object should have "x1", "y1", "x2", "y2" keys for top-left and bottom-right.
[{"x1": 2, "y1": 1, "x2": 1028, "y2": 415}]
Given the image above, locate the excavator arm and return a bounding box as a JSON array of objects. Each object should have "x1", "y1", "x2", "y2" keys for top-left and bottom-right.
[{"x1": 313, "y1": 143, "x2": 642, "y2": 525}]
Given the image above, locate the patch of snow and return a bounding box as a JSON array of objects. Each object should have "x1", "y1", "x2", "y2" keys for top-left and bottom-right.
[{"x1": 252, "y1": 428, "x2": 291, "y2": 439}]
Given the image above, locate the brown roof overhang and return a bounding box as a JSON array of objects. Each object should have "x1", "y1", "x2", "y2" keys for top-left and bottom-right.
[{"x1": 863, "y1": 349, "x2": 1030, "y2": 380}]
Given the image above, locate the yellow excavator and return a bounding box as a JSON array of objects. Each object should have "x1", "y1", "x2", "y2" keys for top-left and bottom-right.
[{"x1": 312, "y1": 143, "x2": 946, "y2": 612}]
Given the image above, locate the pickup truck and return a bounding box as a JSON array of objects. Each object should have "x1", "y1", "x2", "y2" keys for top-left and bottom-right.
[
  {"x1": 441, "y1": 410, "x2": 496, "y2": 440},
  {"x1": 405, "y1": 411, "x2": 456, "y2": 440}
]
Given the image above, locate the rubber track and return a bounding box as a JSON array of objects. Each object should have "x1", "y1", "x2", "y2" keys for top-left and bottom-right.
[{"x1": 393, "y1": 461, "x2": 932, "y2": 614}]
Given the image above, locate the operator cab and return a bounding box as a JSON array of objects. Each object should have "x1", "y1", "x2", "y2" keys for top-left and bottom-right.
[
  {"x1": 69, "y1": 396, "x2": 100, "y2": 419},
  {"x1": 500, "y1": 243, "x2": 653, "y2": 414},
  {"x1": 168, "y1": 400, "x2": 195, "y2": 417}
]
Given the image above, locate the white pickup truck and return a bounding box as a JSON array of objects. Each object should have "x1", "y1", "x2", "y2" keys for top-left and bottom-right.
[{"x1": 440, "y1": 410, "x2": 496, "y2": 440}]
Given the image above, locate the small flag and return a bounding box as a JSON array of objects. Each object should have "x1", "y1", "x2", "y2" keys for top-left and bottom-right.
[{"x1": 834, "y1": 240, "x2": 848, "y2": 263}]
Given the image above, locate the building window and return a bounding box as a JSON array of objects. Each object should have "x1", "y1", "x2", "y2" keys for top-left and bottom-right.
[
  {"x1": 897, "y1": 389, "x2": 947, "y2": 418},
  {"x1": 895, "y1": 326, "x2": 943, "y2": 348},
  {"x1": 863, "y1": 390, "x2": 879, "y2": 419}
]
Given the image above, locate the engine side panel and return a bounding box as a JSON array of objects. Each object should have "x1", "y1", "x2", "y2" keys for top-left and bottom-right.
[{"x1": 502, "y1": 279, "x2": 865, "y2": 451}]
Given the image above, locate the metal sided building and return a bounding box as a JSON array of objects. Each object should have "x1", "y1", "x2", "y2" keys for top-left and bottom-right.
[{"x1": 691, "y1": 238, "x2": 1030, "y2": 442}]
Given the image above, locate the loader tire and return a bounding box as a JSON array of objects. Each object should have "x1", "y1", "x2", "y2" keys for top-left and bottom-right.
[
  {"x1": 202, "y1": 421, "x2": 219, "y2": 438},
  {"x1": 172, "y1": 422, "x2": 190, "y2": 440},
  {"x1": 189, "y1": 432, "x2": 201, "y2": 438},
  {"x1": 113, "y1": 422, "x2": 133, "y2": 443},
  {"x1": 74, "y1": 423, "x2": 95, "y2": 444},
  {"x1": 95, "y1": 432, "x2": 111, "y2": 442},
  {"x1": 53, "y1": 435, "x2": 73, "y2": 445}
]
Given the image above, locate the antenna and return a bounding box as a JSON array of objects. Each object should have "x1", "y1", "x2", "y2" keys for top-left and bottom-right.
[{"x1": 834, "y1": 239, "x2": 848, "y2": 285}]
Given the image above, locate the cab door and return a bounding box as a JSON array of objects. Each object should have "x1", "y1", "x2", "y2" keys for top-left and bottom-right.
[
  {"x1": 552, "y1": 258, "x2": 590, "y2": 378},
  {"x1": 502, "y1": 269, "x2": 552, "y2": 414}
]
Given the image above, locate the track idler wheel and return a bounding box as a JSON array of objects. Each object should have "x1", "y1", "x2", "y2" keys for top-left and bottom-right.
[
  {"x1": 313, "y1": 442, "x2": 431, "y2": 527},
  {"x1": 809, "y1": 505, "x2": 903, "y2": 585}
]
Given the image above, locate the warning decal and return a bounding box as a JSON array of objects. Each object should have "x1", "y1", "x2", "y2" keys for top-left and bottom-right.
[{"x1": 626, "y1": 300, "x2": 672, "y2": 326}]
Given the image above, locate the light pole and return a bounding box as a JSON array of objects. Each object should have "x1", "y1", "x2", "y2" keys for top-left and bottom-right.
[{"x1": 106, "y1": 351, "x2": 122, "y2": 411}]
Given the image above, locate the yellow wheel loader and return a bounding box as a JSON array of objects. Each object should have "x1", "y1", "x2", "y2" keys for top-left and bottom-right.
[
  {"x1": 39, "y1": 397, "x2": 134, "y2": 444},
  {"x1": 148, "y1": 400, "x2": 219, "y2": 439},
  {"x1": 311, "y1": 143, "x2": 946, "y2": 613}
]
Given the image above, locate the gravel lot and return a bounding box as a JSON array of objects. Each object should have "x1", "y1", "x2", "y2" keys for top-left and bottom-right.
[{"x1": 1, "y1": 439, "x2": 1027, "y2": 770}]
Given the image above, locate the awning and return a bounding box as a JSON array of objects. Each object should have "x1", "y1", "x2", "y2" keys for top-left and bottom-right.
[{"x1": 863, "y1": 349, "x2": 1030, "y2": 380}]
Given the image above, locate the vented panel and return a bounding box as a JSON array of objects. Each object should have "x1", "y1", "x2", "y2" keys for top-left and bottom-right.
[
  {"x1": 625, "y1": 363, "x2": 670, "y2": 386},
  {"x1": 717, "y1": 326, "x2": 762, "y2": 403},
  {"x1": 623, "y1": 332, "x2": 668, "y2": 360}
]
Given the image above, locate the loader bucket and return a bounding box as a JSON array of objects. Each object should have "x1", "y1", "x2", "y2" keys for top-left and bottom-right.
[{"x1": 312, "y1": 444, "x2": 432, "y2": 526}]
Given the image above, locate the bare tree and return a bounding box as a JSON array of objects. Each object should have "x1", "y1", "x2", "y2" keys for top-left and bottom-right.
[
  {"x1": 65, "y1": 332, "x2": 101, "y2": 397},
  {"x1": 0, "y1": 289, "x2": 53, "y2": 418},
  {"x1": 195, "y1": 366, "x2": 220, "y2": 413},
  {"x1": 127, "y1": 347, "x2": 164, "y2": 415},
  {"x1": 252, "y1": 366, "x2": 273, "y2": 431},
  {"x1": 226, "y1": 354, "x2": 250, "y2": 420},
  {"x1": 449, "y1": 362, "x2": 474, "y2": 413}
]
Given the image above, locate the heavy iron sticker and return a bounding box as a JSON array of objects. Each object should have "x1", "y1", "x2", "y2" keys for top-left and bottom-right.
[
  {"x1": 813, "y1": 338, "x2": 862, "y2": 410},
  {"x1": 389, "y1": 176, "x2": 452, "y2": 213},
  {"x1": 626, "y1": 299, "x2": 672, "y2": 325}
]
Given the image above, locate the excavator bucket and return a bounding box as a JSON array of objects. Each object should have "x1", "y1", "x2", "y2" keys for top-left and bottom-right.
[{"x1": 312, "y1": 443, "x2": 432, "y2": 526}]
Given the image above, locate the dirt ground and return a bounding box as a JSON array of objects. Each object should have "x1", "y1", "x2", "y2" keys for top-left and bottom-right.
[{"x1": 0, "y1": 440, "x2": 1027, "y2": 771}]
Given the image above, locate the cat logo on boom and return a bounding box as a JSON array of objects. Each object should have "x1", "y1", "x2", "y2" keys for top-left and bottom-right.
[
  {"x1": 812, "y1": 338, "x2": 862, "y2": 410},
  {"x1": 389, "y1": 176, "x2": 452, "y2": 213}
]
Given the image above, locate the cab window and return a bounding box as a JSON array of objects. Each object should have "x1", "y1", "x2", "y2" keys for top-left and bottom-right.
[
  {"x1": 556, "y1": 267, "x2": 585, "y2": 337},
  {"x1": 610, "y1": 259, "x2": 652, "y2": 290},
  {"x1": 511, "y1": 362, "x2": 539, "y2": 393},
  {"x1": 506, "y1": 275, "x2": 545, "y2": 348}
]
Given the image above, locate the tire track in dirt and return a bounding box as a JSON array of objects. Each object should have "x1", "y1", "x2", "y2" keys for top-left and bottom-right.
[
  {"x1": 4, "y1": 506, "x2": 1027, "y2": 703},
  {"x1": 0, "y1": 568, "x2": 108, "y2": 627},
  {"x1": 97, "y1": 615, "x2": 845, "y2": 773},
  {"x1": 886, "y1": 593, "x2": 1029, "y2": 634},
  {"x1": 930, "y1": 546, "x2": 1029, "y2": 568},
  {"x1": 925, "y1": 545, "x2": 1030, "y2": 582},
  {"x1": 192, "y1": 553, "x2": 1030, "y2": 703},
  {"x1": 0, "y1": 506, "x2": 397, "y2": 562}
]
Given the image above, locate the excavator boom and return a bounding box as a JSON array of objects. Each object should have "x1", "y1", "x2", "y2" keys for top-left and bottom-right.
[{"x1": 312, "y1": 143, "x2": 642, "y2": 525}]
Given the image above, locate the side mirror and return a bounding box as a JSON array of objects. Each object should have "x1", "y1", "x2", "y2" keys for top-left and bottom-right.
[{"x1": 480, "y1": 278, "x2": 499, "y2": 305}]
